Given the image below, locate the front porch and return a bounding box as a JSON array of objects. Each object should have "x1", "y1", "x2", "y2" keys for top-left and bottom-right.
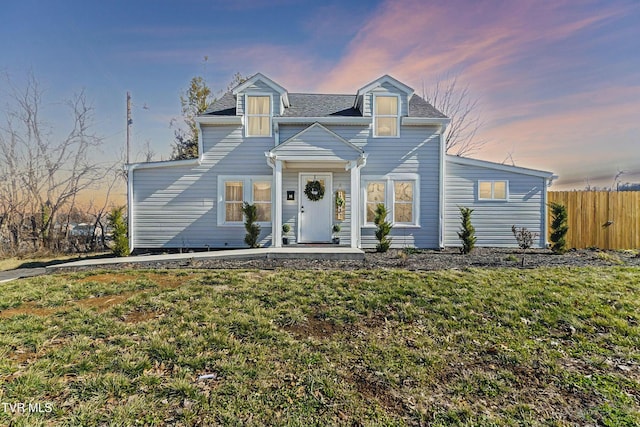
[{"x1": 265, "y1": 123, "x2": 367, "y2": 249}]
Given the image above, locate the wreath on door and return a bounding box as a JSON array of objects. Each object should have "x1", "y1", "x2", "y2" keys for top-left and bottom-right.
[{"x1": 304, "y1": 180, "x2": 325, "y2": 201}]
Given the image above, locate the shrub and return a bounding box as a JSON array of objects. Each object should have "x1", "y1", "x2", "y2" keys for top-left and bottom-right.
[
  {"x1": 108, "y1": 206, "x2": 129, "y2": 257},
  {"x1": 282, "y1": 224, "x2": 291, "y2": 235},
  {"x1": 549, "y1": 202, "x2": 569, "y2": 254},
  {"x1": 374, "y1": 203, "x2": 392, "y2": 252},
  {"x1": 242, "y1": 202, "x2": 261, "y2": 248},
  {"x1": 457, "y1": 207, "x2": 476, "y2": 254},
  {"x1": 511, "y1": 225, "x2": 538, "y2": 266}
]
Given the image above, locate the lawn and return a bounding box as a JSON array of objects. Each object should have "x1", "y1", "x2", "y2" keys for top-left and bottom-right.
[{"x1": 0, "y1": 267, "x2": 639, "y2": 426}]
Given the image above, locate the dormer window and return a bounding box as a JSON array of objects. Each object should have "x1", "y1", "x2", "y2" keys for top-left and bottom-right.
[
  {"x1": 374, "y1": 95, "x2": 399, "y2": 137},
  {"x1": 246, "y1": 95, "x2": 271, "y2": 137}
]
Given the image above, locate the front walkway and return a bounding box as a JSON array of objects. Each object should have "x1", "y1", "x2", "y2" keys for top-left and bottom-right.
[{"x1": 45, "y1": 247, "x2": 364, "y2": 273}]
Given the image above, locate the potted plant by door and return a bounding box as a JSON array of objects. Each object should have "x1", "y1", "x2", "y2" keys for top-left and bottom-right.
[
  {"x1": 332, "y1": 224, "x2": 341, "y2": 245},
  {"x1": 282, "y1": 224, "x2": 291, "y2": 245}
]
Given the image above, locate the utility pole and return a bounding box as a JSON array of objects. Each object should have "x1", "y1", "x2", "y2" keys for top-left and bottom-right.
[{"x1": 126, "y1": 92, "x2": 132, "y2": 164}]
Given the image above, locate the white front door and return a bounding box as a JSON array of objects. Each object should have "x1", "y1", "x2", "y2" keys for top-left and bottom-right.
[{"x1": 299, "y1": 173, "x2": 332, "y2": 243}]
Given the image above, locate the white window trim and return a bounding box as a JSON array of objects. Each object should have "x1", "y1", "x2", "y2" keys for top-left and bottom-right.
[
  {"x1": 217, "y1": 175, "x2": 273, "y2": 226},
  {"x1": 477, "y1": 180, "x2": 509, "y2": 201},
  {"x1": 372, "y1": 93, "x2": 401, "y2": 138},
  {"x1": 362, "y1": 174, "x2": 420, "y2": 228},
  {"x1": 244, "y1": 93, "x2": 273, "y2": 138}
]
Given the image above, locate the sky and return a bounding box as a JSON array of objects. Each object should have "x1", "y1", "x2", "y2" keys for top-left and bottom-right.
[{"x1": 1, "y1": 0, "x2": 639, "y2": 194}]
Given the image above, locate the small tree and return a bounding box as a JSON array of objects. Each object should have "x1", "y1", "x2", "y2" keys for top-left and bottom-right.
[
  {"x1": 457, "y1": 207, "x2": 476, "y2": 254},
  {"x1": 512, "y1": 225, "x2": 538, "y2": 266},
  {"x1": 108, "y1": 206, "x2": 129, "y2": 257},
  {"x1": 243, "y1": 202, "x2": 261, "y2": 248},
  {"x1": 549, "y1": 202, "x2": 569, "y2": 254},
  {"x1": 374, "y1": 203, "x2": 392, "y2": 252}
]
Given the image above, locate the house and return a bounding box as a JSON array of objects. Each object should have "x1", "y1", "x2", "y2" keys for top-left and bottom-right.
[{"x1": 127, "y1": 73, "x2": 554, "y2": 252}]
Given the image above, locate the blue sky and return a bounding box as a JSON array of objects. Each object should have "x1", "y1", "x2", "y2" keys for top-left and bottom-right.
[{"x1": 2, "y1": 0, "x2": 639, "y2": 192}]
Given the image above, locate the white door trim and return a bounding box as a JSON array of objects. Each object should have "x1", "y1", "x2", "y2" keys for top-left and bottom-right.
[{"x1": 298, "y1": 172, "x2": 333, "y2": 243}]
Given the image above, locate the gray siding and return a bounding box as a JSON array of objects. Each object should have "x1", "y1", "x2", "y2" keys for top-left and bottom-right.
[
  {"x1": 275, "y1": 125, "x2": 361, "y2": 160},
  {"x1": 360, "y1": 127, "x2": 441, "y2": 249},
  {"x1": 132, "y1": 120, "x2": 442, "y2": 250},
  {"x1": 444, "y1": 161, "x2": 546, "y2": 248},
  {"x1": 132, "y1": 124, "x2": 273, "y2": 249}
]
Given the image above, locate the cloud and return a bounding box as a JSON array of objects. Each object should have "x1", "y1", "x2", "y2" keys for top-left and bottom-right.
[{"x1": 307, "y1": 0, "x2": 638, "y2": 189}]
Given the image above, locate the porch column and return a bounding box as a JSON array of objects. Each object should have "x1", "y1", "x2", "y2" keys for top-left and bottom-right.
[
  {"x1": 349, "y1": 161, "x2": 361, "y2": 248},
  {"x1": 273, "y1": 159, "x2": 283, "y2": 248}
]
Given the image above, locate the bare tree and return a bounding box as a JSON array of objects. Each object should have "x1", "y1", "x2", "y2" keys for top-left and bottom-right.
[
  {"x1": 423, "y1": 75, "x2": 485, "y2": 156},
  {"x1": 0, "y1": 73, "x2": 109, "y2": 252}
]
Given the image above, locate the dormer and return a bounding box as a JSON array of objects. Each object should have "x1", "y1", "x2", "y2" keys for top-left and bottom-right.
[
  {"x1": 232, "y1": 73, "x2": 290, "y2": 137},
  {"x1": 354, "y1": 75, "x2": 414, "y2": 138}
]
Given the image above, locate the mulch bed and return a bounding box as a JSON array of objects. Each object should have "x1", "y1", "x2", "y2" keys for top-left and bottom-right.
[{"x1": 63, "y1": 248, "x2": 640, "y2": 272}]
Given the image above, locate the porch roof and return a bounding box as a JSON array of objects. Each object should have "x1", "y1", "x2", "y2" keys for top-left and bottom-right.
[{"x1": 269, "y1": 123, "x2": 364, "y2": 162}]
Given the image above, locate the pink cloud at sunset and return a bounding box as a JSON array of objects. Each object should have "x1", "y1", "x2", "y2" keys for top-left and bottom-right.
[{"x1": 301, "y1": 0, "x2": 639, "y2": 189}]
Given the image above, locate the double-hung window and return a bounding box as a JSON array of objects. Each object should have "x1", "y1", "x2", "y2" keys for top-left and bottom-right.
[
  {"x1": 253, "y1": 181, "x2": 272, "y2": 222},
  {"x1": 219, "y1": 176, "x2": 272, "y2": 225},
  {"x1": 478, "y1": 180, "x2": 508, "y2": 201},
  {"x1": 246, "y1": 95, "x2": 271, "y2": 137},
  {"x1": 364, "y1": 175, "x2": 419, "y2": 226},
  {"x1": 224, "y1": 181, "x2": 244, "y2": 222},
  {"x1": 374, "y1": 95, "x2": 399, "y2": 137},
  {"x1": 366, "y1": 181, "x2": 386, "y2": 223},
  {"x1": 393, "y1": 181, "x2": 414, "y2": 223}
]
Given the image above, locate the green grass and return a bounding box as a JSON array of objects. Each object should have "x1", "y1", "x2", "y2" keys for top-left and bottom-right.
[{"x1": 1, "y1": 267, "x2": 639, "y2": 426}]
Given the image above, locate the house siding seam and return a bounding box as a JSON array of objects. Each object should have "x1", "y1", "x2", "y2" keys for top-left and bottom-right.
[{"x1": 444, "y1": 161, "x2": 545, "y2": 248}]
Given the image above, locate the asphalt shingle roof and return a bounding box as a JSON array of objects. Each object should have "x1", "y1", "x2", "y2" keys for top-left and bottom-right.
[{"x1": 203, "y1": 91, "x2": 447, "y2": 119}]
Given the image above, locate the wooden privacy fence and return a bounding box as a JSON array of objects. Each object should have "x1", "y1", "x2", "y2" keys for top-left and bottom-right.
[{"x1": 547, "y1": 191, "x2": 640, "y2": 250}]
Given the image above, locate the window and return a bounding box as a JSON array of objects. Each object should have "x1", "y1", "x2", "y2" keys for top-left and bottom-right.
[
  {"x1": 366, "y1": 182, "x2": 386, "y2": 223},
  {"x1": 253, "y1": 181, "x2": 272, "y2": 222},
  {"x1": 246, "y1": 95, "x2": 271, "y2": 136},
  {"x1": 478, "y1": 180, "x2": 508, "y2": 200},
  {"x1": 218, "y1": 176, "x2": 272, "y2": 225},
  {"x1": 394, "y1": 181, "x2": 414, "y2": 223},
  {"x1": 224, "y1": 181, "x2": 244, "y2": 222},
  {"x1": 374, "y1": 96, "x2": 399, "y2": 137},
  {"x1": 364, "y1": 175, "x2": 419, "y2": 227}
]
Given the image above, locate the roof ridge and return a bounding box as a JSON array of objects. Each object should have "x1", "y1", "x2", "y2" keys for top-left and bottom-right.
[{"x1": 289, "y1": 92, "x2": 355, "y2": 96}]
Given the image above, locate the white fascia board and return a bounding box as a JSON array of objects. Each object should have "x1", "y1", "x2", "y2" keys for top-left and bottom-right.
[
  {"x1": 195, "y1": 116, "x2": 242, "y2": 125},
  {"x1": 273, "y1": 116, "x2": 371, "y2": 125},
  {"x1": 446, "y1": 155, "x2": 554, "y2": 178},
  {"x1": 402, "y1": 117, "x2": 451, "y2": 127},
  {"x1": 356, "y1": 74, "x2": 414, "y2": 99},
  {"x1": 274, "y1": 155, "x2": 356, "y2": 162},
  {"x1": 126, "y1": 158, "x2": 199, "y2": 171}
]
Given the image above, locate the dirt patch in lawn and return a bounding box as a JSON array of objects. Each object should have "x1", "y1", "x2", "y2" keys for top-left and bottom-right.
[
  {"x1": 284, "y1": 315, "x2": 346, "y2": 340},
  {"x1": 76, "y1": 291, "x2": 142, "y2": 312},
  {"x1": 0, "y1": 302, "x2": 59, "y2": 318},
  {"x1": 348, "y1": 367, "x2": 406, "y2": 415},
  {"x1": 0, "y1": 292, "x2": 143, "y2": 318}
]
